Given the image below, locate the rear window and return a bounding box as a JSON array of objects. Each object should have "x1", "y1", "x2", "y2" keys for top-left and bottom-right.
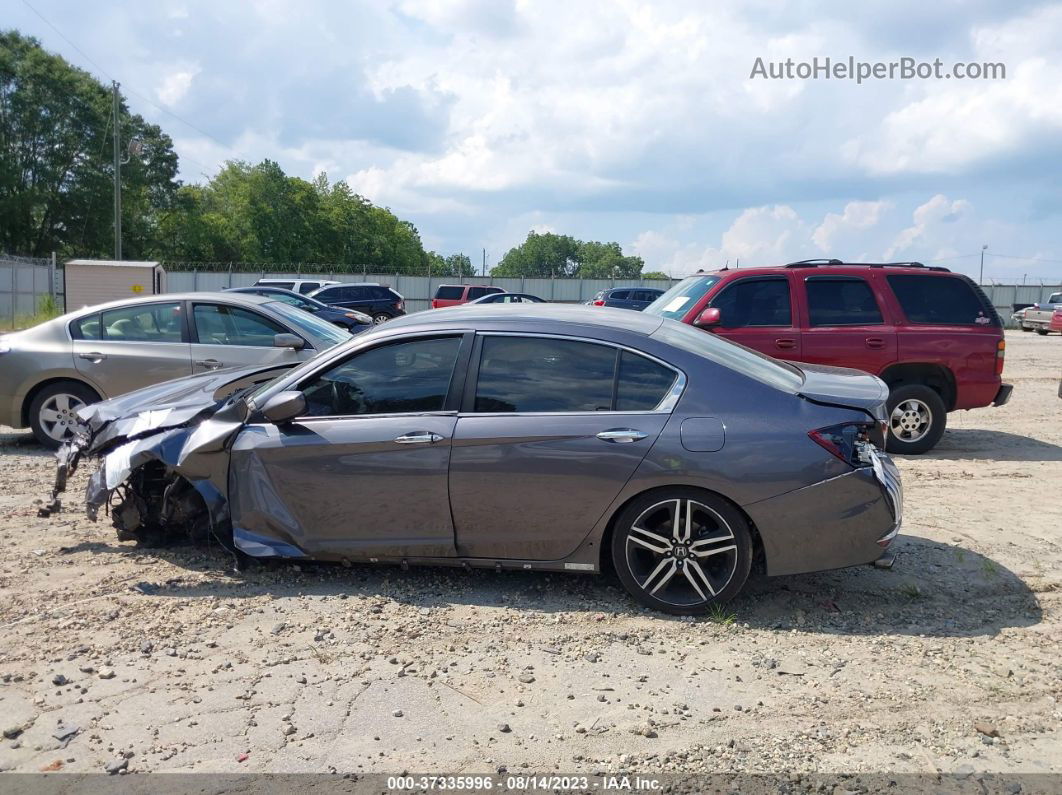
[
  {"x1": 435, "y1": 286, "x2": 464, "y2": 300},
  {"x1": 806, "y1": 278, "x2": 883, "y2": 326},
  {"x1": 887, "y1": 275, "x2": 997, "y2": 326}
]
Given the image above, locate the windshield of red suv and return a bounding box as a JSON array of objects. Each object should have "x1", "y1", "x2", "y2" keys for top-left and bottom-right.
[{"x1": 643, "y1": 274, "x2": 721, "y2": 319}]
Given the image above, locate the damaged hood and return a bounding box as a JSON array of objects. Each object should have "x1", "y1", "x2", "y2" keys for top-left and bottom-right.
[{"x1": 77, "y1": 363, "x2": 294, "y2": 451}]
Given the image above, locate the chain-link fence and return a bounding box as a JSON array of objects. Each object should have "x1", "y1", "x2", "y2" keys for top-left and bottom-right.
[{"x1": 0, "y1": 253, "x2": 60, "y2": 330}]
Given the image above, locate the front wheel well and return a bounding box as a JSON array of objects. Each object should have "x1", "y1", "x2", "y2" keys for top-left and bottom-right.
[
  {"x1": 598, "y1": 485, "x2": 766, "y2": 577},
  {"x1": 21, "y1": 377, "x2": 101, "y2": 427},
  {"x1": 879, "y1": 363, "x2": 956, "y2": 411}
]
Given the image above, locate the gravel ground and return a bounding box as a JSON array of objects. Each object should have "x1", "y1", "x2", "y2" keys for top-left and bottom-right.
[{"x1": 0, "y1": 330, "x2": 1059, "y2": 777}]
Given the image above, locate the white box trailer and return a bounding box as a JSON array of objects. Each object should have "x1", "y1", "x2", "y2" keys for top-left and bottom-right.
[{"x1": 64, "y1": 260, "x2": 167, "y2": 311}]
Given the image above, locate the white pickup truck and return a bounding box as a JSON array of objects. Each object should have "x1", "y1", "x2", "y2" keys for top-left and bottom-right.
[{"x1": 1021, "y1": 292, "x2": 1062, "y2": 335}]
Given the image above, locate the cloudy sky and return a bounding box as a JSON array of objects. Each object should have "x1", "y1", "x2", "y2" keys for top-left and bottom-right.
[{"x1": 11, "y1": 0, "x2": 1062, "y2": 280}]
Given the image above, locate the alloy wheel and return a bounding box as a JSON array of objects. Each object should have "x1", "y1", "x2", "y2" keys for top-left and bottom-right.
[
  {"x1": 38, "y1": 393, "x2": 87, "y2": 443},
  {"x1": 624, "y1": 498, "x2": 738, "y2": 608},
  {"x1": 890, "y1": 398, "x2": 931, "y2": 443},
  {"x1": 372, "y1": 313, "x2": 390, "y2": 325}
]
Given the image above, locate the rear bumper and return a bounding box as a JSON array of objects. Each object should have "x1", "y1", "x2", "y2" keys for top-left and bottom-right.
[
  {"x1": 993, "y1": 383, "x2": 1013, "y2": 407},
  {"x1": 744, "y1": 452, "x2": 902, "y2": 577}
]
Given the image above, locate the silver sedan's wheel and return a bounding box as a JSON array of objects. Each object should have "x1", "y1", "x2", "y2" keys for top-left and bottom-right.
[
  {"x1": 612, "y1": 491, "x2": 752, "y2": 615},
  {"x1": 39, "y1": 392, "x2": 87, "y2": 442},
  {"x1": 890, "y1": 398, "x2": 932, "y2": 443}
]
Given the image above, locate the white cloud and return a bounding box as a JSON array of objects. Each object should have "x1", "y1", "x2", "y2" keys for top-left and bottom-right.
[
  {"x1": 156, "y1": 66, "x2": 200, "y2": 107},
  {"x1": 812, "y1": 200, "x2": 889, "y2": 253},
  {"x1": 886, "y1": 194, "x2": 971, "y2": 259}
]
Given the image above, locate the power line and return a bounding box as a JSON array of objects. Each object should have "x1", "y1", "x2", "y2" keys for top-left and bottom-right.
[{"x1": 20, "y1": 0, "x2": 229, "y2": 172}]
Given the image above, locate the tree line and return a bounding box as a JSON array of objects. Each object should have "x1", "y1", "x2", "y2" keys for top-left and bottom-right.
[{"x1": 0, "y1": 30, "x2": 661, "y2": 279}]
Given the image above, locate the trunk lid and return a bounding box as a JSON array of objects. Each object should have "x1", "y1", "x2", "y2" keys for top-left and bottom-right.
[{"x1": 796, "y1": 362, "x2": 889, "y2": 421}]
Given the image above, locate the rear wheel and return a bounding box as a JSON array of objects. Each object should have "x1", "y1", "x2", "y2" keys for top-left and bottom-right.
[
  {"x1": 372, "y1": 312, "x2": 391, "y2": 324},
  {"x1": 28, "y1": 381, "x2": 99, "y2": 449},
  {"x1": 611, "y1": 489, "x2": 752, "y2": 615},
  {"x1": 885, "y1": 384, "x2": 946, "y2": 455},
  {"x1": 1036, "y1": 327, "x2": 1049, "y2": 335}
]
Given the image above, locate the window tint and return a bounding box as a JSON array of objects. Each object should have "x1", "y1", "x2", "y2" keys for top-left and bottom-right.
[
  {"x1": 100, "y1": 302, "x2": 183, "y2": 342},
  {"x1": 475, "y1": 337, "x2": 615, "y2": 413},
  {"x1": 887, "y1": 275, "x2": 995, "y2": 326},
  {"x1": 806, "y1": 278, "x2": 883, "y2": 326},
  {"x1": 194, "y1": 304, "x2": 286, "y2": 347},
  {"x1": 710, "y1": 278, "x2": 791, "y2": 327},
  {"x1": 72, "y1": 313, "x2": 102, "y2": 340},
  {"x1": 260, "y1": 281, "x2": 294, "y2": 290},
  {"x1": 312, "y1": 286, "x2": 341, "y2": 302},
  {"x1": 301, "y1": 337, "x2": 461, "y2": 416},
  {"x1": 609, "y1": 290, "x2": 630, "y2": 300},
  {"x1": 435, "y1": 286, "x2": 464, "y2": 300},
  {"x1": 371, "y1": 286, "x2": 394, "y2": 299},
  {"x1": 467, "y1": 286, "x2": 492, "y2": 300},
  {"x1": 617, "y1": 351, "x2": 676, "y2": 410},
  {"x1": 297, "y1": 282, "x2": 319, "y2": 294}
]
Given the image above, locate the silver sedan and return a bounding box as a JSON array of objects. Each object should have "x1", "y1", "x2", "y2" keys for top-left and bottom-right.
[{"x1": 0, "y1": 292, "x2": 349, "y2": 447}]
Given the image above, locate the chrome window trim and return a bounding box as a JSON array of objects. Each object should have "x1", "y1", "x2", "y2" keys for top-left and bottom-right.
[{"x1": 474, "y1": 331, "x2": 687, "y2": 414}]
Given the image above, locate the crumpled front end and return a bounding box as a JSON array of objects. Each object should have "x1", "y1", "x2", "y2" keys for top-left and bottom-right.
[{"x1": 42, "y1": 364, "x2": 292, "y2": 549}]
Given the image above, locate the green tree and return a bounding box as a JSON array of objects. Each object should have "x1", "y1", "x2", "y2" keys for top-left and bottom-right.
[
  {"x1": 492, "y1": 230, "x2": 645, "y2": 278},
  {"x1": 0, "y1": 30, "x2": 179, "y2": 258},
  {"x1": 641, "y1": 271, "x2": 671, "y2": 280}
]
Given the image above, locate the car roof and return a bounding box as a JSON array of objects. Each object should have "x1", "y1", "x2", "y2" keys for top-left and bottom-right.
[
  {"x1": 63, "y1": 291, "x2": 274, "y2": 317},
  {"x1": 385, "y1": 302, "x2": 665, "y2": 336},
  {"x1": 683, "y1": 260, "x2": 955, "y2": 278}
]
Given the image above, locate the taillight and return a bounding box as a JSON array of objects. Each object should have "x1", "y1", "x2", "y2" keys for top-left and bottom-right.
[
  {"x1": 592, "y1": 299, "x2": 605, "y2": 306},
  {"x1": 996, "y1": 339, "x2": 1005, "y2": 375},
  {"x1": 431, "y1": 300, "x2": 438, "y2": 309},
  {"x1": 809, "y1": 422, "x2": 876, "y2": 468},
  {"x1": 398, "y1": 300, "x2": 405, "y2": 311}
]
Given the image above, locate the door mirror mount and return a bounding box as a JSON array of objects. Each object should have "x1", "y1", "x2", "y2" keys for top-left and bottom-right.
[
  {"x1": 259, "y1": 390, "x2": 307, "y2": 424},
  {"x1": 273, "y1": 333, "x2": 305, "y2": 350},
  {"x1": 694, "y1": 307, "x2": 721, "y2": 328}
]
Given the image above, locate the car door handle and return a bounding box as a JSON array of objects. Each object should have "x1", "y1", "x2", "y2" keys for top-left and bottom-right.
[
  {"x1": 775, "y1": 338, "x2": 796, "y2": 350},
  {"x1": 394, "y1": 431, "x2": 444, "y2": 444},
  {"x1": 866, "y1": 337, "x2": 885, "y2": 349},
  {"x1": 195, "y1": 359, "x2": 223, "y2": 370},
  {"x1": 77, "y1": 351, "x2": 106, "y2": 362},
  {"x1": 596, "y1": 428, "x2": 649, "y2": 443}
]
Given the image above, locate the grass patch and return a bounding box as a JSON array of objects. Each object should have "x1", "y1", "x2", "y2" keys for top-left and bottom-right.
[
  {"x1": 705, "y1": 603, "x2": 737, "y2": 625},
  {"x1": 899, "y1": 582, "x2": 924, "y2": 600},
  {"x1": 0, "y1": 294, "x2": 61, "y2": 332}
]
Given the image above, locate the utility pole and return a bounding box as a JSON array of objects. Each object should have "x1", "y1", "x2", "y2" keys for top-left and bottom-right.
[
  {"x1": 112, "y1": 81, "x2": 122, "y2": 261},
  {"x1": 979, "y1": 244, "x2": 988, "y2": 285},
  {"x1": 482, "y1": 248, "x2": 487, "y2": 277}
]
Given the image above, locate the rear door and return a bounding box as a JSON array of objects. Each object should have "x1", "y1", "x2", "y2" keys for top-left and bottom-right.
[
  {"x1": 606, "y1": 289, "x2": 632, "y2": 309},
  {"x1": 71, "y1": 300, "x2": 192, "y2": 397},
  {"x1": 706, "y1": 275, "x2": 802, "y2": 359},
  {"x1": 189, "y1": 301, "x2": 305, "y2": 374},
  {"x1": 231, "y1": 334, "x2": 468, "y2": 558},
  {"x1": 449, "y1": 334, "x2": 679, "y2": 561},
  {"x1": 798, "y1": 275, "x2": 897, "y2": 375}
]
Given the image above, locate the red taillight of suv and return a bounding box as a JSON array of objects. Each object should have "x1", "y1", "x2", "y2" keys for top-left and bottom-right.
[
  {"x1": 996, "y1": 339, "x2": 1005, "y2": 375},
  {"x1": 397, "y1": 299, "x2": 405, "y2": 312},
  {"x1": 592, "y1": 299, "x2": 605, "y2": 306},
  {"x1": 809, "y1": 422, "x2": 876, "y2": 468}
]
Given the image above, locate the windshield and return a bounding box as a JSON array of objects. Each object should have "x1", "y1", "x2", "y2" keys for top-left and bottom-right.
[
  {"x1": 269, "y1": 291, "x2": 327, "y2": 311},
  {"x1": 263, "y1": 301, "x2": 349, "y2": 349},
  {"x1": 652, "y1": 319, "x2": 804, "y2": 393},
  {"x1": 643, "y1": 275, "x2": 721, "y2": 319}
]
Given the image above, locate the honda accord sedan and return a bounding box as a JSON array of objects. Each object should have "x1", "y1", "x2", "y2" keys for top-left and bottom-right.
[
  {"x1": 0, "y1": 292, "x2": 349, "y2": 448},
  {"x1": 50, "y1": 304, "x2": 902, "y2": 615}
]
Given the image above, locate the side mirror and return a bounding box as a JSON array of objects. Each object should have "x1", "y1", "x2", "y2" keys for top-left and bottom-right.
[
  {"x1": 694, "y1": 307, "x2": 721, "y2": 328},
  {"x1": 259, "y1": 390, "x2": 306, "y2": 424},
  {"x1": 273, "y1": 333, "x2": 305, "y2": 350}
]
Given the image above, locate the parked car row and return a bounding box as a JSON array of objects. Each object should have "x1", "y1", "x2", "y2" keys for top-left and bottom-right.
[
  {"x1": 1015, "y1": 292, "x2": 1062, "y2": 335},
  {"x1": 48, "y1": 302, "x2": 902, "y2": 616}
]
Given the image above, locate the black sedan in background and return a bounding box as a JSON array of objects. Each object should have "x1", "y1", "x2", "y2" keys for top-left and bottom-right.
[
  {"x1": 589, "y1": 287, "x2": 665, "y2": 311},
  {"x1": 225, "y1": 287, "x2": 373, "y2": 333}
]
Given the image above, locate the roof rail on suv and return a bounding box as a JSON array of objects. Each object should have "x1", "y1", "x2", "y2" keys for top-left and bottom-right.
[{"x1": 784, "y1": 259, "x2": 950, "y2": 272}]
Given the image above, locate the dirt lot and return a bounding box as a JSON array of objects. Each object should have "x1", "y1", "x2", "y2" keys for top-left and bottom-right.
[{"x1": 0, "y1": 330, "x2": 1059, "y2": 777}]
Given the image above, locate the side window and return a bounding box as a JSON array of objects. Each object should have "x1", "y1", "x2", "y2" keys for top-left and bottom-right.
[
  {"x1": 71, "y1": 313, "x2": 102, "y2": 340},
  {"x1": 609, "y1": 290, "x2": 630, "y2": 301},
  {"x1": 435, "y1": 286, "x2": 463, "y2": 300},
  {"x1": 887, "y1": 275, "x2": 994, "y2": 325},
  {"x1": 467, "y1": 286, "x2": 490, "y2": 300},
  {"x1": 100, "y1": 302, "x2": 183, "y2": 342},
  {"x1": 806, "y1": 278, "x2": 883, "y2": 326},
  {"x1": 710, "y1": 278, "x2": 792, "y2": 327},
  {"x1": 298, "y1": 282, "x2": 319, "y2": 294},
  {"x1": 616, "y1": 351, "x2": 677, "y2": 410},
  {"x1": 194, "y1": 304, "x2": 286, "y2": 347},
  {"x1": 318, "y1": 287, "x2": 344, "y2": 302},
  {"x1": 301, "y1": 337, "x2": 462, "y2": 417},
  {"x1": 475, "y1": 337, "x2": 615, "y2": 413}
]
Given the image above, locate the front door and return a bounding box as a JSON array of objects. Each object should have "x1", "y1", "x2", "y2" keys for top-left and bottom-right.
[
  {"x1": 71, "y1": 300, "x2": 192, "y2": 397},
  {"x1": 449, "y1": 335, "x2": 679, "y2": 561},
  {"x1": 707, "y1": 276, "x2": 802, "y2": 360},
  {"x1": 189, "y1": 301, "x2": 306, "y2": 374},
  {"x1": 229, "y1": 334, "x2": 467, "y2": 559}
]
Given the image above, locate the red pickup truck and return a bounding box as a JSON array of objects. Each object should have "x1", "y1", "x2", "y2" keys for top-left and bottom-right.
[{"x1": 644, "y1": 260, "x2": 1011, "y2": 454}]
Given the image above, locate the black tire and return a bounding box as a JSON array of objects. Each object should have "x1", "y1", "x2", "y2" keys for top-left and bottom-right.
[
  {"x1": 372, "y1": 312, "x2": 391, "y2": 324},
  {"x1": 885, "y1": 384, "x2": 947, "y2": 455},
  {"x1": 28, "y1": 381, "x2": 99, "y2": 450},
  {"x1": 611, "y1": 488, "x2": 752, "y2": 616},
  {"x1": 1035, "y1": 327, "x2": 1049, "y2": 336}
]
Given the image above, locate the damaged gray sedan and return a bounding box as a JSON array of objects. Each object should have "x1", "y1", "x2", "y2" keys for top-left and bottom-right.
[{"x1": 49, "y1": 305, "x2": 902, "y2": 615}]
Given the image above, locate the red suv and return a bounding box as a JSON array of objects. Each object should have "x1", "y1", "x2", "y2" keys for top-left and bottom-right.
[
  {"x1": 432, "y1": 284, "x2": 505, "y2": 308},
  {"x1": 644, "y1": 260, "x2": 1011, "y2": 454}
]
